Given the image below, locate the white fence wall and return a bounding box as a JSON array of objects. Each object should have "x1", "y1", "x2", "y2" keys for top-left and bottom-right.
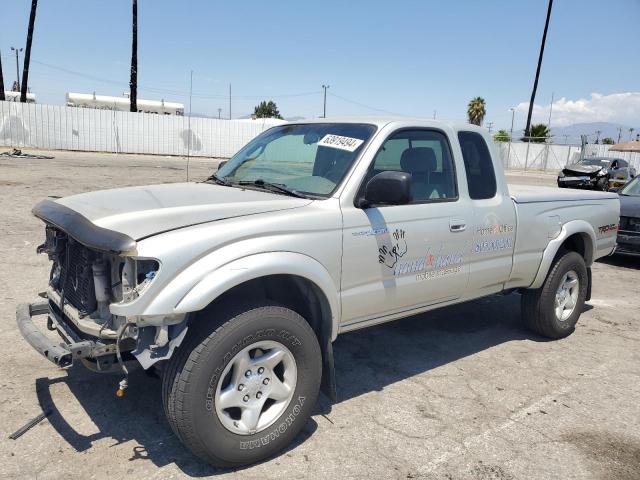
[
  {"x1": 0, "y1": 101, "x2": 283, "y2": 158},
  {"x1": 3, "y1": 100, "x2": 640, "y2": 171}
]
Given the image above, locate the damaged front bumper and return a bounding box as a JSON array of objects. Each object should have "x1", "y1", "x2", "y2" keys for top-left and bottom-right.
[
  {"x1": 16, "y1": 302, "x2": 119, "y2": 369},
  {"x1": 16, "y1": 300, "x2": 189, "y2": 372}
]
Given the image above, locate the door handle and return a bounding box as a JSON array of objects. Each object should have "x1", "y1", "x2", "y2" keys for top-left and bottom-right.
[{"x1": 449, "y1": 220, "x2": 466, "y2": 232}]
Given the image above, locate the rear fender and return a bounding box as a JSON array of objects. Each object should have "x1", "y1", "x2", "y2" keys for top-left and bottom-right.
[{"x1": 530, "y1": 220, "x2": 596, "y2": 289}]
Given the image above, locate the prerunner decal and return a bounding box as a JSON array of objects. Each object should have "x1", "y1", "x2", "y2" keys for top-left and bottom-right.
[
  {"x1": 352, "y1": 226, "x2": 388, "y2": 237},
  {"x1": 318, "y1": 134, "x2": 364, "y2": 152}
]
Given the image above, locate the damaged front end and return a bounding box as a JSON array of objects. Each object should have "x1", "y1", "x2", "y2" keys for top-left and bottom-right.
[{"x1": 16, "y1": 200, "x2": 188, "y2": 381}]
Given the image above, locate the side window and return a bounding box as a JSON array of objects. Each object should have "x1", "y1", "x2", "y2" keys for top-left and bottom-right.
[
  {"x1": 458, "y1": 131, "x2": 497, "y2": 200},
  {"x1": 617, "y1": 159, "x2": 628, "y2": 168},
  {"x1": 369, "y1": 129, "x2": 457, "y2": 202}
]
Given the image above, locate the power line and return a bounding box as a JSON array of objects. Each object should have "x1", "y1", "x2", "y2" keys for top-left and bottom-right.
[
  {"x1": 27, "y1": 59, "x2": 321, "y2": 100},
  {"x1": 327, "y1": 92, "x2": 406, "y2": 116}
]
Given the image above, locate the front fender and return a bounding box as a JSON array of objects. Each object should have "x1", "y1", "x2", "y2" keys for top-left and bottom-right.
[
  {"x1": 143, "y1": 251, "x2": 341, "y2": 340},
  {"x1": 530, "y1": 220, "x2": 596, "y2": 289}
]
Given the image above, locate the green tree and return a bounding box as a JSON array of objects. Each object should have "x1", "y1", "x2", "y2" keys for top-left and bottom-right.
[
  {"x1": 253, "y1": 100, "x2": 283, "y2": 119},
  {"x1": 493, "y1": 129, "x2": 511, "y2": 142},
  {"x1": 602, "y1": 137, "x2": 614, "y2": 145},
  {"x1": 467, "y1": 97, "x2": 486, "y2": 126},
  {"x1": 522, "y1": 123, "x2": 550, "y2": 143}
]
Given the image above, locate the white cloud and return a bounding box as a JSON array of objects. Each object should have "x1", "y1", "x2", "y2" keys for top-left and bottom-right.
[{"x1": 515, "y1": 92, "x2": 640, "y2": 127}]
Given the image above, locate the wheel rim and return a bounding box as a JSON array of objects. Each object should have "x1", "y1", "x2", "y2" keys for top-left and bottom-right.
[
  {"x1": 555, "y1": 270, "x2": 579, "y2": 321},
  {"x1": 214, "y1": 340, "x2": 297, "y2": 435}
]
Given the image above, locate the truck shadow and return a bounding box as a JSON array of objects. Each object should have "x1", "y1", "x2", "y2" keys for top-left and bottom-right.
[
  {"x1": 597, "y1": 254, "x2": 640, "y2": 270},
  {"x1": 35, "y1": 293, "x2": 548, "y2": 476}
]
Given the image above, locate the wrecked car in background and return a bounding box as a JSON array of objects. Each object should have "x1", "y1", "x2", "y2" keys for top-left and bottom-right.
[
  {"x1": 557, "y1": 156, "x2": 636, "y2": 190},
  {"x1": 17, "y1": 118, "x2": 619, "y2": 468}
]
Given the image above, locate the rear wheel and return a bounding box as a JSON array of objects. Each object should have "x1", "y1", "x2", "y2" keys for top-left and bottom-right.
[
  {"x1": 162, "y1": 304, "x2": 322, "y2": 467},
  {"x1": 521, "y1": 251, "x2": 588, "y2": 339}
]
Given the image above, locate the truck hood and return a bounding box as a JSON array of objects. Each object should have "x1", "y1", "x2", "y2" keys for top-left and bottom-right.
[{"x1": 56, "y1": 182, "x2": 313, "y2": 240}]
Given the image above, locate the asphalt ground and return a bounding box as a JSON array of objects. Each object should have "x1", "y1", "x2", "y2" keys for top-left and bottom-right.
[{"x1": 1, "y1": 149, "x2": 638, "y2": 480}]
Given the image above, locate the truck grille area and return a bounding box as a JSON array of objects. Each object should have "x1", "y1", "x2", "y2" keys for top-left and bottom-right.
[
  {"x1": 619, "y1": 216, "x2": 640, "y2": 233},
  {"x1": 56, "y1": 240, "x2": 97, "y2": 316}
]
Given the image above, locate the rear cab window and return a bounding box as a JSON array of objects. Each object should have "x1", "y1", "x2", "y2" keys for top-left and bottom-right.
[{"x1": 458, "y1": 131, "x2": 497, "y2": 200}]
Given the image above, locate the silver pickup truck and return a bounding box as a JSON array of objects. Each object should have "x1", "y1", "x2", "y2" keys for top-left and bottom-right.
[{"x1": 17, "y1": 118, "x2": 619, "y2": 467}]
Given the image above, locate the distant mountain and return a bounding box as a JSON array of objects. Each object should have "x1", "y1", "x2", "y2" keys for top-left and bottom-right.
[{"x1": 549, "y1": 122, "x2": 637, "y2": 145}]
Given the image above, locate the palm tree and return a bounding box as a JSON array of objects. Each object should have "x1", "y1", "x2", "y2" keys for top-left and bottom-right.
[
  {"x1": 528, "y1": 123, "x2": 550, "y2": 143},
  {"x1": 467, "y1": 97, "x2": 486, "y2": 126},
  {"x1": 129, "y1": 0, "x2": 138, "y2": 112},
  {"x1": 20, "y1": 0, "x2": 38, "y2": 103}
]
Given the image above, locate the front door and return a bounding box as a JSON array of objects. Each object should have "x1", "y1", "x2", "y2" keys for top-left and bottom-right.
[{"x1": 340, "y1": 128, "x2": 472, "y2": 327}]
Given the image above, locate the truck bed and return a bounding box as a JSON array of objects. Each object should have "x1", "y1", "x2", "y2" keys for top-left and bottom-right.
[{"x1": 508, "y1": 184, "x2": 619, "y2": 204}]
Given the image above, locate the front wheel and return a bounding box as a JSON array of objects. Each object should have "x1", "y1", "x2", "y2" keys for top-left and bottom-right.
[
  {"x1": 521, "y1": 250, "x2": 588, "y2": 339},
  {"x1": 162, "y1": 304, "x2": 322, "y2": 467}
]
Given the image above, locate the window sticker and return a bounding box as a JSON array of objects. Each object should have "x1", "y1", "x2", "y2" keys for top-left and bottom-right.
[{"x1": 318, "y1": 134, "x2": 364, "y2": 152}]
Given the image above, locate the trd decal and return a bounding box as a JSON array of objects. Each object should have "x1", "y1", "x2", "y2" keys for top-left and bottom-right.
[
  {"x1": 598, "y1": 224, "x2": 618, "y2": 235},
  {"x1": 378, "y1": 229, "x2": 407, "y2": 268}
]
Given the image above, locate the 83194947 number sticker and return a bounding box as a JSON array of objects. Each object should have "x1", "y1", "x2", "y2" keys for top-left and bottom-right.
[{"x1": 318, "y1": 134, "x2": 364, "y2": 152}]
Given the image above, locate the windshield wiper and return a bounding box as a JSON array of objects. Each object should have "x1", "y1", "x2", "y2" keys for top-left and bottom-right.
[
  {"x1": 236, "y1": 179, "x2": 307, "y2": 198},
  {"x1": 206, "y1": 173, "x2": 231, "y2": 186}
]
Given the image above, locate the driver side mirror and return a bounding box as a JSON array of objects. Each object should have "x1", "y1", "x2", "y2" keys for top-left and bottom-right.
[{"x1": 357, "y1": 171, "x2": 412, "y2": 208}]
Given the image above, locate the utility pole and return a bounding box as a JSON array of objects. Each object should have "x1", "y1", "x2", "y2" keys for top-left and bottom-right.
[
  {"x1": 509, "y1": 108, "x2": 515, "y2": 138},
  {"x1": 0, "y1": 50, "x2": 5, "y2": 101},
  {"x1": 186, "y1": 69, "x2": 193, "y2": 182},
  {"x1": 433, "y1": 110, "x2": 437, "y2": 119},
  {"x1": 229, "y1": 84, "x2": 232, "y2": 120},
  {"x1": 506, "y1": 107, "x2": 515, "y2": 168},
  {"x1": 217, "y1": 108, "x2": 221, "y2": 119},
  {"x1": 617, "y1": 126, "x2": 623, "y2": 143},
  {"x1": 20, "y1": 0, "x2": 38, "y2": 103},
  {"x1": 129, "y1": 0, "x2": 138, "y2": 112},
  {"x1": 322, "y1": 84, "x2": 329, "y2": 118},
  {"x1": 524, "y1": 0, "x2": 553, "y2": 139},
  {"x1": 10, "y1": 47, "x2": 23, "y2": 91},
  {"x1": 563, "y1": 134, "x2": 569, "y2": 144},
  {"x1": 595, "y1": 130, "x2": 601, "y2": 144},
  {"x1": 486, "y1": 121, "x2": 494, "y2": 133},
  {"x1": 630, "y1": 128, "x2": 635, "y2": 141}
]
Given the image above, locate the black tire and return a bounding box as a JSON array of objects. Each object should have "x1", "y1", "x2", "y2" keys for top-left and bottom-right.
[
  {"x1": 521, "y1": 250, "x2": 588, "y2": 339},
  {"x1": 162, "y1": 304, "x2": 322, "y2": 468}
]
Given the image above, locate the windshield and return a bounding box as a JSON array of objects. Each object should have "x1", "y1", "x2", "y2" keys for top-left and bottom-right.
[
  {"x1": 216, "y1": 123, "x2": 376, "y2": 197},
  {"x1": 578, "y1": 158, "x2": 611, "y2": 167},
  {"x1": 620, "y1": 176, "x2": 640, "y2": 196}
]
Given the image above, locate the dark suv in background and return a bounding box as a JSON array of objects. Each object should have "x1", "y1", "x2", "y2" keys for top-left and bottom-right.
[
  {"x1": 557, "y1": 156, "x2": 636, "y2": 191},
  {"x1": 615, "y1": 175, "x2": 640, "y2": 256}
]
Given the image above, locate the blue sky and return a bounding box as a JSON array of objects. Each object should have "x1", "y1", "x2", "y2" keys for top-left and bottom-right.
[{"x1": 1, "y1": 0, "x2": 639, "y2": 130}]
